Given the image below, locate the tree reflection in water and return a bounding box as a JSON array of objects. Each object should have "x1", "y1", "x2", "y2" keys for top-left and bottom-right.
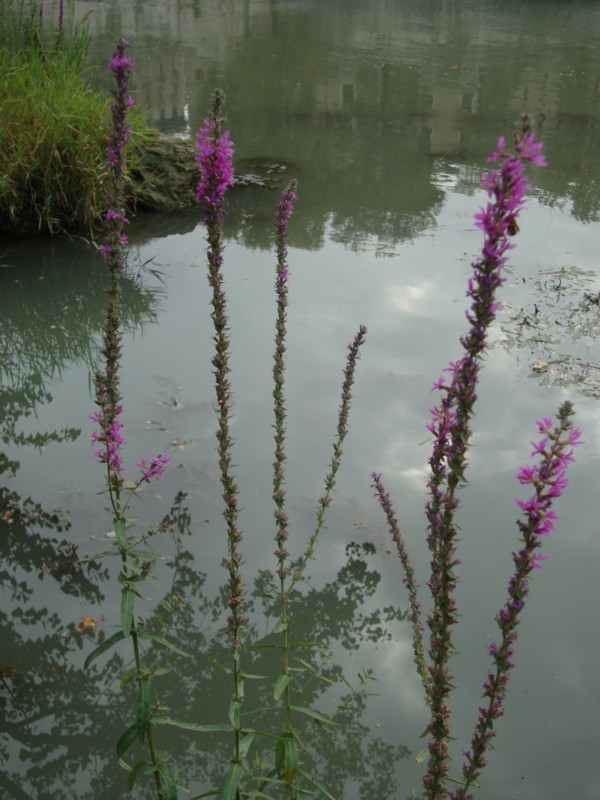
[{"x1": 1, "y1": 477, "x2": 411, "y2": 798}]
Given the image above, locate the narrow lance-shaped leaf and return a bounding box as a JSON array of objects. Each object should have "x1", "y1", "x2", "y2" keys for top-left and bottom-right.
[
  {"x1": 121, "y1": 585, "x2": 134, "y2": 637},
  {"x1": 84, "y1": 629, "x2": 126, "y2": 671},
  {"x1": 222, "y1": 760, "x2": 243, "y2": 800}
]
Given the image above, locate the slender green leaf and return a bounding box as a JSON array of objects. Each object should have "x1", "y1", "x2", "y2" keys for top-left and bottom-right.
[
  {"x1": 243, "y1": 728, "x2": 286, "y2": 742},
  {"x1": 272, "y1": 621, "x2": 288, "y2": 634},
  {"x1": 245, "y1": 775, "x2": 289, "y2": 786},
  {"x1": 79, "y1": 549, "x2": 119, "y2": 562},
  {"x1": 116, "y1": 722, "x2": 139, "y2": 758},
  {"x1": 291, "y1": 706, "x2": 336, "y2": 726},
  {"x1": 121, "y1": 586, "x2": 134, "y2": 637},
  {"x1": 203, "y1": 655, "x2": 233, "y2": 674},
  {"x1": 153, "y1": 716, "x2": 232, "y2": 733},
  {"x1": 276, "y1": 735, "x2": 299, "y2": 783},
  {"x1": 228, "y1": 698, "x2": 241, "y2": 729},
  {"x1": 151, "y1": 667, "x2": 171, "y2": 679},
  {"x1": 273, "y1": 672, "x2": 290, "y2": 701},
  {"x1": 137, "y1": 628, "x2": 190, "y2": 657},
  {"x1": 114, "y1": 517, "x2": 128, "y2": 551},
  {"x1": 297, "y1": 767, "x2": 337, "y2": 800},
  {"x1": 222, "y1": 760, "x2": 243, "y2": 800},
  {"x1": 120, "y1": 667, "x2": 136, "y2": 690},
  {"x1": 127, "y1": 549, "x2": 160, "y2": 561},
  {"x1": 238, "y1": 732, "x2": 255, "y2": 760},
  {"x1": 127, "y1": 759, "x2": 150, "y2": 791},
  {"x1": 84, "y1": 629, "x2": 126, "y2": 670},
  {"x1": 137, "y1": 677, "x2": 151, "y2": 742},
  {"x1": 159, "y1": 764, "x2": 178, "y2": 800}
]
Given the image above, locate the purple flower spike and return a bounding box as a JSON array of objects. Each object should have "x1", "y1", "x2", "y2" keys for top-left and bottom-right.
[
  {"x1": 90, "y1": 410, "x2": 125, "y2": 484},
  {"x1": 106, "y1": 40, "x2": 134, "y2": 178},
  {"x1": 136, "y1": 455, "x2": 171, "y2": 482},
  {"x1": 450, "y1": 402, "x2": 582, "y2": 800},
  {"x1": 422, "y1": 119, "x2": 546, "y2": 800},
  {"x1": 196, "y1": 90, "x2": 235, "y2": 224}
]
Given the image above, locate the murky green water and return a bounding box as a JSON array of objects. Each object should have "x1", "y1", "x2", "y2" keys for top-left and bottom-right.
[{"x1": 2, "y1": 1, "x2": 600, "y2": 798}]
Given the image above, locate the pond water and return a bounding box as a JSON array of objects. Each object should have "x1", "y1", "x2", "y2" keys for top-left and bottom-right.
[{"x1": 2, "y1": 1, "x2": 600, "y2": 798}]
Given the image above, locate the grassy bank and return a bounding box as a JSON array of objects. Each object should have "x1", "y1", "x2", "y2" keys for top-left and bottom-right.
[{"x1": 0, "y1": 1, "x2": 148, "y2": 236}]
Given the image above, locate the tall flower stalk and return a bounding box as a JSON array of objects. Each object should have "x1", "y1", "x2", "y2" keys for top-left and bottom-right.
[
  {"x1": 422, "y1": 119, "x2": 546, "y2": 799},
  {"x1": 89, "y1": 39, "x2": 171, "y2": 799},
  {"x1": 270, "y1": 180, "x2": 303, "y2": 795},
  {"x1": 370, "y1": 120, "x2": 574, "y2": 800},
  {"x1": 290, "y1": 324, "x2": 368, "y2": 593},
  {"x1": 449, "y1": 403, "x2": 582, "y2": 800},
  {"x1": 269, "y1": 179, "x2": 368, "y2": 793},
  {"x1": 195, "y1": 91, "x2": 246, "y2": 796}
]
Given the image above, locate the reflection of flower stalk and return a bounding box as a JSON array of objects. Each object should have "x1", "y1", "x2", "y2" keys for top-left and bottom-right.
[
  {"x1": 450, "y1": 403, "x2": 582, "y2": 800},
  {"x1": 195, "y1": 91, "x2": 246, "y2": 791},
  {"x1": 91, "y1": 39, "x2": 169, "y2": 799}
]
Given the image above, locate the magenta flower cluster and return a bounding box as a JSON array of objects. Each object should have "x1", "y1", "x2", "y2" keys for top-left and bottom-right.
[
  {"x1": 275, "y1": 182, "x2": 297, "y2": 285},
  {"x1": 91, "y1": 41, "x2": 170, "y2": 496},
  {"x1": 451, "y1": 404, "x2": 582, "y2": 800},
  {"x1": 136, "y1": 455, "x2": 172, "y2": 482},
  {"x1": 430, "y1": 130, "x2": 547, "y2": 432},
  {"x1": 106, "y1": 39, "x2": 134, "y2": 179},
  {"x1": 99, "y1": 208, "x2": 129, "y2": 263},
  {"x1": 422, "y1": 127, "x2": 548, "y2": 799},
  {"x1": 195, "y1": 106, "x2": 235, "y2": 221},
  {"x1": 90, "y1": 409, "x2": 125, "y2": 478}
]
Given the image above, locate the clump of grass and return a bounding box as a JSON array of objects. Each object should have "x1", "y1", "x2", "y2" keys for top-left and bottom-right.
[{"x1": 0, "y1": 0, "x2": 148, "y2": 235}]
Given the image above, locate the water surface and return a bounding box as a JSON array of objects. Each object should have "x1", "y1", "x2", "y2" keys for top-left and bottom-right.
[{"x1": 2, "y1": 2, "x2": 600, "y2": 798}]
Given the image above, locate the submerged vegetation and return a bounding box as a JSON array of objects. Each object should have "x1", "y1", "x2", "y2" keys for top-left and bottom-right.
[{"x1": 0, "y1": 0, "x2": 149, "y2": 235}]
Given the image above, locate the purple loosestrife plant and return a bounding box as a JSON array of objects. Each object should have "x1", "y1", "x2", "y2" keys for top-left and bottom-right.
[
  {"x1": 290, "y1": 323, "x2": 368, "y2": 593},
  {"x1": 370, "y1": 119, "x2": 575, "y2": 800},
  {"x1": 92, "y1": 38, "x2": 134, "y2": 503},
  {"x1": 196, "y1": 90, "x2": 242, "y2": 644},
  {"x1": 422, "y1": 120, "x2": 546, "y2": 799},
  {"x1": 196, "y1": 90, "x2": 248, "y2": 797},
  {"x1": 273, "y1": 181, "x2": 297, "y2": 586},
  {"x1": 450, "y1": 403, "x2": 582, "y2": 800},
  {"x1": 271, "y1": 180, "x2": 300, "y2": 794},
  {"x1": 87, "y1": 40, "x2": 174, "y2": 800},
  {"x1": 269, "y1": 181, "x2": 368, "y2": 795}
]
